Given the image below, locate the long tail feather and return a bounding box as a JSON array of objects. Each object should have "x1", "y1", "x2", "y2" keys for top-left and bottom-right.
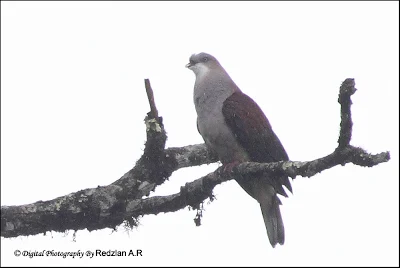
[{"x1": 260, "y1": 194, "x2": 285, "y2": 247}]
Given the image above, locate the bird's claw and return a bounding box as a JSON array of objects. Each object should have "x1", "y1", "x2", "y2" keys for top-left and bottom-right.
[{"x1": 222, "y1": 161, "x2": 241, "y2": 173}]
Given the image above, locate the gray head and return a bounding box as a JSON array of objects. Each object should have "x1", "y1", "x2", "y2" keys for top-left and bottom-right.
[{"x1": 186, "y1": 52, "x2": 222, "y2": 76}]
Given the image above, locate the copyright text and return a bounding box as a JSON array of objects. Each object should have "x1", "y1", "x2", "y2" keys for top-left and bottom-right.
[{"x1": 13, "y1": 249, "x2": 143, "y2": 259}]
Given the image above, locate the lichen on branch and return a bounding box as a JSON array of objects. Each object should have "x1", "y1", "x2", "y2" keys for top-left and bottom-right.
[{"x1": 0, "y1": 78, "x2": 390, "y2": 239}]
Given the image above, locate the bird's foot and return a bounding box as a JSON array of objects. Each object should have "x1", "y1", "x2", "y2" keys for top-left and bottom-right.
[{"x1": 222, "y1": 161, "x2": 241, "y2": 173}]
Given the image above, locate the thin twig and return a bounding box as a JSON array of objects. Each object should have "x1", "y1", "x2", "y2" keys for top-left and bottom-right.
[
  {"x1": 145, "y1": 79, "x2": 159, "y2": 120},
  {"x1": 338, "y1": 78, "x2": 357, "y2": 148}
]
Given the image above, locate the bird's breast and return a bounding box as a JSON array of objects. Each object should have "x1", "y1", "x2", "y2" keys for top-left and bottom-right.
[
  {"x1": 193, "y1": 75, "x2": 248, "y2": 163},
  {"x1": 197, "y1": 108, "x2": 249, "y2": 164}
]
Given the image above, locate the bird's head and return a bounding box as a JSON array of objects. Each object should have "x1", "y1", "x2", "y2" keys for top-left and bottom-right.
[{"x1": 186, "y1": 52, "x2": 221, "y2": 76}]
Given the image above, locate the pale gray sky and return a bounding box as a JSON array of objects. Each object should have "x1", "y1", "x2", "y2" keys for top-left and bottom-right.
[{"x1": 1, "y1": 1, "x2": 399, "y2": 266}]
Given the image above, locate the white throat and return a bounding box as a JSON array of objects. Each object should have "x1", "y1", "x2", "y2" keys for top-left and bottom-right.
[{"x1": 189, "y1": 62, "x2": 210, "y2": 81}]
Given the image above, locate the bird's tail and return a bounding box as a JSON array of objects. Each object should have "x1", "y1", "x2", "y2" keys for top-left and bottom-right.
[{"x1": 260, "y1": 193, "x2": 285, "y2": 247}]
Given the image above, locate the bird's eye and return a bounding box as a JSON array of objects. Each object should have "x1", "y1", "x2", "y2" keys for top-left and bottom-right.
[{"x1": 202, "y1": 57, "x2": 208, "y2": 62}]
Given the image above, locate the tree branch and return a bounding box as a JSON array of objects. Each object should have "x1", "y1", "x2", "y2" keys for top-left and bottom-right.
[
  {"x1": 338, "y1": 78, "x2": 357, "y2": 148},
  {"x1": 1, "y1": 78, "x2": 390, "y2": 238},
  {"x1": 145, "y1": 79, "x2": 159, "y2": 120}
]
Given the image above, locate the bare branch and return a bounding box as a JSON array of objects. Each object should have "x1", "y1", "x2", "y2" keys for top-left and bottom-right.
[
  {"x1": 1, "y1": 78, "x2": 390, "y2": 239},
  {"x1": 145, "y1": 79, "x2": 159, "y2": 120},
  {"x1": 0, "y1": 142, "x2": 218, "y2": 239},
  {"x1": 166, "y1": 143, "x2": 218, "y2": 169},
  {"x1": 123, "y1": 145, "x2": 390, "y2": 218},
  {"x1": 338, "y1": 78, "x2": 357, "y2": 148}
]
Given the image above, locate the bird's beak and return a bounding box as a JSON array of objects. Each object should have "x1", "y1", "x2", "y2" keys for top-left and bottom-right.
[{"x1": 185, "y1": 63, "x2": 192, "y2": 68}]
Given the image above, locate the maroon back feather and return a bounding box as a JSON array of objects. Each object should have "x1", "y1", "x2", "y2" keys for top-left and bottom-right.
[{"x1": 222, "y1": 91, "x2": 292, "y2": 194}]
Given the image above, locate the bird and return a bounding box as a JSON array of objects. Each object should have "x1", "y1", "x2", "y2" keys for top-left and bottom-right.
[{"x1": 186, "y1": 52, "x2": 292, "y2": 247}]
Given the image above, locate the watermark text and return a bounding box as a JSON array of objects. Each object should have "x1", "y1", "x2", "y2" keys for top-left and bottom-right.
[{"x1": 14, "y1": 249, "x2": 143, "y2": 259}]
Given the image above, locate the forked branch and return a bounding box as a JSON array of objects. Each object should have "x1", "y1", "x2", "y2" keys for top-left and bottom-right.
[{"x1": 1, "y1": 78, "x2": 390, "y2": 238}]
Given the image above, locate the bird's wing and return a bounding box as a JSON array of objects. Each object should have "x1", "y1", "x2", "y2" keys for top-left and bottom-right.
[{"x1": 222, "y1": 91, "x2": 292, "y2": 194}]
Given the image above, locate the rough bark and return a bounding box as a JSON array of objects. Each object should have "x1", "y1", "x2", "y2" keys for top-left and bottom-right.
[{"x1": 1, "y1": 78, "x2": 390, "y2": 238}]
